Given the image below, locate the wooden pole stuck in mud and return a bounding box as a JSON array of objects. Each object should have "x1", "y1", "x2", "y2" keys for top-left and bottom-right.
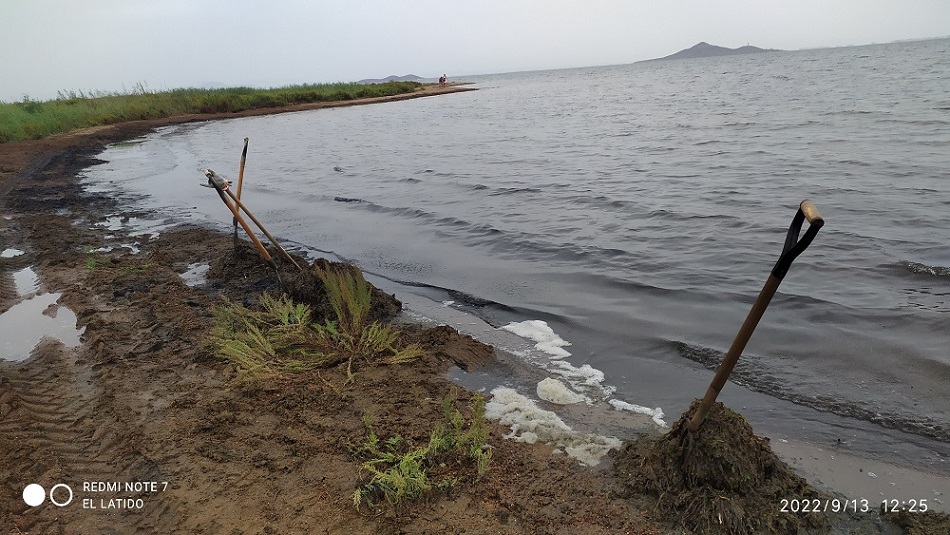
[
  {"x1": 206, "y1": 171, "x2": 274, "y2": 265},
  {"x1": 687, "y1": 200, "x2": 824, "y2": 434},
  {"x1": 204, "y1": 168, "x2": 303, "y2": 272},
  {"x1": 233, "y1": 137, "x2": 249, "y2": 247},
  {"x1": 221, "y1": 187, "x2": 303, "y2": 272}
]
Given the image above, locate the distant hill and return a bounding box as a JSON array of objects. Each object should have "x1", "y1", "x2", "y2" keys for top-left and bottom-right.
[
  {"x1": 645, "y1": 42, "x2": 777, "y2": 61},
  {"x1": 357, "y1": 74, "x2": 425, "y2": 84}
]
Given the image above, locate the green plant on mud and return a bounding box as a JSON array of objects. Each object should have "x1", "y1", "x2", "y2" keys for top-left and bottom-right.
[
  {"x1": 312, "y1": 263, "x2": 423, "y2": 380},
  {"x1": 208, "y1": 270, "x2": 422, "y2": 380},
  {"x1": 83, "y1": 245, "x2": 100, "y2": 270},
  {"x1": 208, "y1": 293, "x2": 328, "y2": 379},
  {"x1": 351, "y1": 394, "x2": 493, "y2": 510}
]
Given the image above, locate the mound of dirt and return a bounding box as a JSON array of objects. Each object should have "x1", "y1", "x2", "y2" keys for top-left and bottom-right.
[
  {"x1": 882, "y1": 509, "x2": 950, "y2": 535},
  {"x1": 284, "y1": 258, "x2": 401, "y2": 323},
  {"x1": 614, "y1": 399, "x2": 829, "y2": 534},
  {"x1": 204, "y1": 241, "x2": 401, "y2": 323},
  {"x1": 403, "y1": 324, "x2": 494, "y2": 371}
]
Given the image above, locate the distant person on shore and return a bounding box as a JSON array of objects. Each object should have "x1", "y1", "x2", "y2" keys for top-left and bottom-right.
[{"x1": 439, "y1": 74, "x2": 446, "y2": 87}]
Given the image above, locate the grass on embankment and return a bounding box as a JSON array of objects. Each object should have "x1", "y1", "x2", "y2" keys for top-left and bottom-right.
[{"x1": 0, "y1": 81, "x2": 420, "y2": 142}]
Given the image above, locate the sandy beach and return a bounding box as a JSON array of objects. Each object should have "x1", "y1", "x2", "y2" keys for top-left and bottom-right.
[{"x1": 1, "y1": 84, "x2": 946, "y2": 534}]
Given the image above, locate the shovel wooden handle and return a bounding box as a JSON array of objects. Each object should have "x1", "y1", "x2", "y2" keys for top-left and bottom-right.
[
  {"x1": 687, "y1": 199, "x2": 825, "y2": 434},
  {"x1": 800, "y1": 199, "x2": 823, "y2": 225}
]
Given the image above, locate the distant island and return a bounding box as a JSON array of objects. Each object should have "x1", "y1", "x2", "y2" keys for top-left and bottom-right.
[
  {"x1": 644, "y1": 42, "x2": 778, "y2": 62},
  {"x1": 357, "y1": 74, "x2": 425, "y2": 84}
]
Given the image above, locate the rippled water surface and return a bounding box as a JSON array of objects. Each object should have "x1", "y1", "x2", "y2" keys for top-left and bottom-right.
[{"x1": 83, "y1": 39, "x2": 950, "y2": 470}]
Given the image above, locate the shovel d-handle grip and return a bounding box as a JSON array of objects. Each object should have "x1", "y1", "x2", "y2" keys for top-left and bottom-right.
[{"x1": 772, "y1": 199, "x2": 824, "y2": 280}]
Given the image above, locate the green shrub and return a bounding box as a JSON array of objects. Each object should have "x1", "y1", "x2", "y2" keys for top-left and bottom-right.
[
  {"x1": 208, "y1": 267, "x2": 422, "y2": 381},
  {"x1": 352, "y1": 394, "x2": 493, "y2": 510}
]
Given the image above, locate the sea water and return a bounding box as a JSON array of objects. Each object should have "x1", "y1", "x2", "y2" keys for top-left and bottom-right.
[{"x1": 80, "y1": 38, "x2": 950, "y2": 474}]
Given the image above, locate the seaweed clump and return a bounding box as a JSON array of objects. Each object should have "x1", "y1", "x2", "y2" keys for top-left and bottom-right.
[
  {"x1": 882, "y1": 508, "x2": 950, "y2": 535},
  {"x1": 614, "y1": 399, "x2": 829, "y2": 534}
]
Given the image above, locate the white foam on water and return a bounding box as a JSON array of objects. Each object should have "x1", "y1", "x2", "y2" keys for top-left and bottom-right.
[
  {"x1": 12, "y1": 266, "x2": 40, "y2": 297},
  {"x1": 1, "y1": 248, "x2": 24, "y2": 258},
  {"x1": 501, "y1": 320, "x2": 572, "y2": 358},
  {"x1": 180, "y1": 262, "x2": 210, "y2": 287},
  {"x1": 94, "y1": 243, "x2": 141, "y2": 255},
  {"x1": 500, "y1": 319, "x2": 617, "y2": 400},
  {"x1": 500, "y1": 318, "x2": 667, "y2": 431},
  {"x1": 536, "y1": 377, "x2": 586, "y2": 405},
  {"x1": 608, "y1": 398, "x2": 668, "y2": 428},
  {"x1": 0, "y1": 293, "x2": 83, "y2": 362},
  {"x1": 485, "y1": 387, "x2": 621, "y2": 466}
]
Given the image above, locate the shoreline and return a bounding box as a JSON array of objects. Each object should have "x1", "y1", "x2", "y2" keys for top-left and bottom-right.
[
  {"x1": 1, "y1": 83, "x2": 675, "y2": 534},
  {"x1": 0, "y1": 88, "x2": 944, "y2": 533}
]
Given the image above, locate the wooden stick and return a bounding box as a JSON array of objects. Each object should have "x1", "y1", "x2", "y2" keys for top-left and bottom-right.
[
  {"x1": 232, "y1": 138, "x2": 249, "y2": 245},
  {"x1": 205, "y1": 168, "x2": 303, "y2": 272},
  {"x1": 687, "y1": 275, "x2": 780, "y2": 432},
  {"x1": 223, "y1": 188, "x2": 304, "y2": 272},
  {"x1": 237, "y1": 137, "x2": 249, "y2": 200},
  {"x1": 214, "y1": 184, "x2": 272, "y2": 264}
]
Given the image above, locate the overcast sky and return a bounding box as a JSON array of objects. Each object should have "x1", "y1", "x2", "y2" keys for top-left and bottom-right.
[{"x1": 2, "y1": 0, "x2": 948, "y2": 102}]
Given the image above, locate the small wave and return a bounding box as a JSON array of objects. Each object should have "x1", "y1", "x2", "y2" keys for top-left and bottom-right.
[
  {"x1": 446, "y1": 288, "x2": 509, "y2": 309},
  {"x1": 400, "y1": 177, "x2": 422, "y2": 184},
  {"x1": 333, "y1": 196, "x2": 365, "y2": 203},
  {"x1": 902, "y1": 261, "x2": 950, "y2": 277},
  {"x1": 878, "y1": 118, "x2": 949, "y2": 127},
  {"x1": 488, "y1": 187, "x2": 542, "y2": 197},
  {"x1": 672, "y1": 341, "x2": 950, "y2": 442},
  {"x1": 819, "y1": 109, "x2": 875, "y2": 116}
]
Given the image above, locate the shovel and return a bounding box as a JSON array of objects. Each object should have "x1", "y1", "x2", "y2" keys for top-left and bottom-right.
[{"x1": 687, "y1": 199, "x2": 824, "y2": 433}]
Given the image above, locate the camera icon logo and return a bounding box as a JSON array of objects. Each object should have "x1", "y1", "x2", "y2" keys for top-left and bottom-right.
[{"x1": 23, "y1": 483, "x2": 73, "y2": 507}]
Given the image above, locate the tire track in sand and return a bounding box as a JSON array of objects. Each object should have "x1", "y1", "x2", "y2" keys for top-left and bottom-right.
[{"x1": 0, "y1": 333, "x2": 183, "y2": 533}]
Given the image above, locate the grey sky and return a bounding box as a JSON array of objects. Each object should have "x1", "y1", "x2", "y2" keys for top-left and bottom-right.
[{"x1": 2, "y1": 0, "x2": 948, "y2": 102}]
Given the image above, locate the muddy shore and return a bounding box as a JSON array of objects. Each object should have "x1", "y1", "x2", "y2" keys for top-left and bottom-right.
[{"x1": 1, "y1": 84, "x2": 945, "y2": 534}]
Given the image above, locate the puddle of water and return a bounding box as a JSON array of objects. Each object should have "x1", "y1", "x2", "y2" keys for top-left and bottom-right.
[
  {"x1": 0, "y1": 292, "x2": 83, "y2": 362},
  {"x1": 93, "y1": 215, "x2": 179, "y2": 241},
  {"x1": 98, "y1": 216, "x2": 126, "y2": 232},
  {"x1": 12, "y1": 266, "x2": 40, "y2": 296},
  {"x1": 1, "y1": 248, "x2": 24, "y2": 258},
  {"x1": 180, "y1": 262, "x2": 210, "y2": 287}
]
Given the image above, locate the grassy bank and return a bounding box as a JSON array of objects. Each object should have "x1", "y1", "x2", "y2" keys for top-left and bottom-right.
[{"x1": 0, "y1": 81, "x2": 420, "y2": 142}]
